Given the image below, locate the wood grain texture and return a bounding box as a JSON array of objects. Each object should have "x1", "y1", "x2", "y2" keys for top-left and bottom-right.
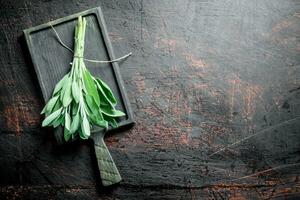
[
  {"x1": 0, "y1": 0, "x2": 300, "y2": 199},
  {"x1": 92, "y1": 132, "x2": 122, "y2": 186}
]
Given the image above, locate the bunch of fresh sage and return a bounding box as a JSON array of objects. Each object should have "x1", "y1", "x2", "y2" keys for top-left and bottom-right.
[{"x1": 41, "y1": 16, "x2": 125, "y2": 141}]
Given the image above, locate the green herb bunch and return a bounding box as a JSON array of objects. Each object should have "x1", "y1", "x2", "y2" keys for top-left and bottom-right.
[{"x1": 41, "y1": 16, "x2": 125, "y2": 141}]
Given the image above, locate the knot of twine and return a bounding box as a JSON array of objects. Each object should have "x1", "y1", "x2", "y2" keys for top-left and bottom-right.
[{"x1": 50, "y1": 25, "x2": 132, "y2": 63}]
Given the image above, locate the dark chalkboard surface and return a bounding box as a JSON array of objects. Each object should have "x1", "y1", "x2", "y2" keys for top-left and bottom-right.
[
  {"x1": 1, "y1": 0, "x2": 299, "y2": 198},
  {"x1": 23, "y1": 7, "x2": 134, "y2": 186}
]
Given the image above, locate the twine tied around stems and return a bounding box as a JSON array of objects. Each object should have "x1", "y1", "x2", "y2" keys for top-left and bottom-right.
[{"x1": 50, "y1": 25, "x2": 132, "y2": 63}]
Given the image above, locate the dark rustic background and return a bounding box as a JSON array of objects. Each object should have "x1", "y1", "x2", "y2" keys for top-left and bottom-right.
[{"x1": 1, "y1": 0, "x2": 300, "y2": 199}]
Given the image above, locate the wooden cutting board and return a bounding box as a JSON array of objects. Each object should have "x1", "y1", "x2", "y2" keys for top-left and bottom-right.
[{"x1": 23, "y1": 7, "x2": 134, "y2": 186}]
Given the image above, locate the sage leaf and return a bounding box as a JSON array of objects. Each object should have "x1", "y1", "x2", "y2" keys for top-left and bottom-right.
[
  {"x1": 72, "y1": 81, "x2": 80, "y2": 103},
  {"x1": 89, "y1": 108, "x2": 106, "y2": 128},
  {"x1": 41, "y1": 104, "x2": 47, "y2": 115},
  {"x1": 83, "y1": 68, "x2": 100, "y2": 106},
  {"x1": 70, "y1": 112, "x2": 80, "y2": 133},
  {"x1": 65, "y1": 111, "x2": 71, "y2": 130},
  {"x1": 104, "y1": 115, "x2": 118, "y2": 128},
  {"x1": 81, "y1": 115, "x2": 90, "y2": 139},
  {"x1": 101, "y1": 106, "x2": 125, "y2": 117},
  {"x1": 52, "y1": 114, "x2": 64, "y2": 128},
  {"x1": 52, "y1": 100, "x2": 62, "y2": 113},
  {"x1": 64, "y1": 127, "x2": 72, "y2": 142},
  {"x1": 78, "y1": 128, "x2": 86, "y2": 140},
  {"x1": 53, "y1": 74, "x2": 68, "y2": 95},
  {"x1": 109, "y1": 118, "x2": 118, "y2": 128},
  {"x1": 85, "y1": 94, "x2": 98, "y2": 113},
  {"x1": 41, "y1": 95, "x2": 58, "y2": 114},
  {"x1": 42, "y1": 107, "x2": 62, "y2": 127},
  {"x1": 62, "y1": 77, "x2": 72, "y2": 107},
  {"x1": 71, "y1": 101, "x2": 79, "y2": 116},
  {"x1": 93, "y1": 119, "x2": 108, "y2": 129},
  {"x1": 83, "y1": 94, "x2": 107, "y2": 128},
  {"x1": 46, "y1": 96, "x2": 59, "y2": 114},
  {"x1": 95, "y1": 78, "x2": 117, "y2": 105}
]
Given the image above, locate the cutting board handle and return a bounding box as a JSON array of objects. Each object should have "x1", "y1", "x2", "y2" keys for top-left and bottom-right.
[{"x1": 93, "y1": 134, "x2": 122, "y2": 186}]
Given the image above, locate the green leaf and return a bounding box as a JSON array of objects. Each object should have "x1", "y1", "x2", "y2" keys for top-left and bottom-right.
[
  {"x1": 83, "y1": 94, "x2": 108, "y2": 128},
  {"x1": 70, "y1": 112, "x2": 80, "y2": 134},
  {"x1": 41, "y1": 96, "x2": 59, "y2": 115},
  {"x1": 87, "y1": 108, "x2": 106, "y2": 128},
  {"x1": 64, "y1": 127, "x2": 72, "y2": 142},
  {"x1": 109, "y1": 118, "x2": 118, "y2": 128},
  {"x1": 78, "y1": 128, "x2": 85, "y2": 140},
  {"x1": 101, "y1": 106, "x2": 126, "y2": 117},
  {"x1": 41, "y1": 104, "x2": 47, "y2": 114},
  {"x1": 93, "y1": 119, "x2": 108, "y2": 129},
  {"x1": 62, "y1": 77, "x2": 72, "y2": 107},
  {"x1": 95, "y1": 80, "x2": 113, "y2": 107},
  {"x1": 65, "y1": 111, "x2": 71, "y2": 130},
  {"x1": 85, "y1": 94, "x2": 99, "y2": 113},
  {"x1": 71, "y1": 102, "x2": 79, "y2": 116},
  {"x1": 42, "y1": 108, "x2": 62, "y2": 127},
  {"x1": 83, "y1": 68, "x2": 100, "y2": 106},
  {"x1": 95, "y1": 78, "x2": 117, "y2": 105},
  {"x1": 94, "y1": 110, "x2": 104, "y2": 123},
  {"x1": 52, "y1": 114, "x2": 64, "y2": 128},
  {"x1": 72, "y1": 81, "x2": 80, "y2": 103},
  {"x1": 46, "y1": 96, "x2": 59, "y2": 114},
  {"x1": 80, "y1": 115, "x2": 90, "y2": 139},
  {"x1": 71, "y1": 129, "x2": 78, "y2": 139},
  {"x1": 52, "y1": 100, "x2": 62, "y2": 113},
  {"x1": 53, "y1": 74, "x2": 68, "y2": 95},
  {"x1": 104, "y1": 115, "x2": 118, "y2": 128}
]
